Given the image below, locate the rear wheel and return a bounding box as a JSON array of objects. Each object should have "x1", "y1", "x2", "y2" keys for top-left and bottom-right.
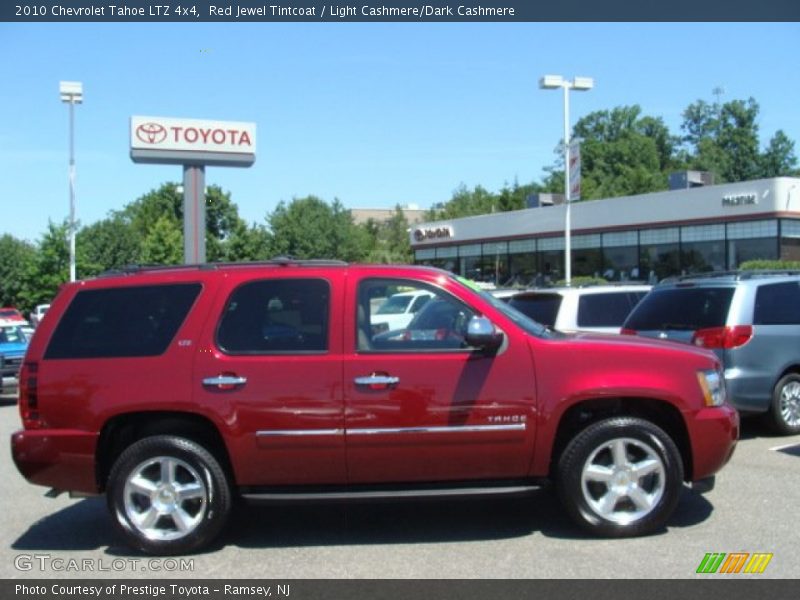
[
  {"x1": 556, "y1": 417, "x2": 684, "y2": 537},
  {"x1": 107, "y1": 435, "x2": 231, "y2": 555},
  {"x1": 767, "y1": 374, "x2": 800, "y2": 435}
]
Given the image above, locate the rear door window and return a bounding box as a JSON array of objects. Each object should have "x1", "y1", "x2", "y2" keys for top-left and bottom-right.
[
  {"x1": 623, "y1": 287, "x2": 734, "y2": 331},
  {"x1": 45, "y1": 283, "x2": 201, "y2": 359},
  {"x1": 754, "y1": 282, "x2": 800, "y2": 325},
  {"x1": 508, "y1": 294, "x2": 562, "y2": 327}
]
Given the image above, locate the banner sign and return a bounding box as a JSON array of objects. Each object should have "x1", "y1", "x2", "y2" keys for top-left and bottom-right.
[{"x1": 569, "y1": 139, "x2": 581, "y2": 201}]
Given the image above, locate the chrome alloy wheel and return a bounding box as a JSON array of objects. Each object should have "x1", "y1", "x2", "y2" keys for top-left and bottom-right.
[
  {"x1": 580, "y1": 437, "x2": 666, "y2": 525},
  {"x1": 780, "y1": 381, "x2": 800, "y2": 429},
  {"x1": 123, "y1": 456, "x2": 208, "y2": 541}
]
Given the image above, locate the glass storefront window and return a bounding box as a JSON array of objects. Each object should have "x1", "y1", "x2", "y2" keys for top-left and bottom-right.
[
  {"x1": 727, "y1": 238, "x2": 777, "y2": 268},
  {"x1": 508, "y1": 253, "x2": 538, "y2": 287},
  {"x1": 573, "y1": 248, "x2": 603, "y2": 278},
  {"x1": 602, "y1": 246, "x2": 639, "y2": 281},
  {"x1": 640, "y1": 243, "x2": 680, "y2": 283},
  {"x1": 681, "y1": 241, "x2": 726, "y2": 273}
]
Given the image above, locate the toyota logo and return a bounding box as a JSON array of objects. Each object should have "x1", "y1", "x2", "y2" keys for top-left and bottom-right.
[{"x1": 136, "y1": 122, "x2": 167, "y2": 145}]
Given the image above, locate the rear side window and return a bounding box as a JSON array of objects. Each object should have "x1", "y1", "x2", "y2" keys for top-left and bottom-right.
[
  {"x1": 45, "y1": 283, "x2": 201, "y2": 359},
  {"x1": 217, "y1": 278, "x2": 329, "y2": 354},
  {"x1": 508, "y1": 294, "x2": 562, "y2": 327},
  {"x1": 624, "y1": 287, "x2": 734, "y2": 331},
  {"x1": 754, "y1": 282, "x2": 800, "y2": 325},
  {"x1": 578, "y1": 292, "x2": 647, "y2": 328}
]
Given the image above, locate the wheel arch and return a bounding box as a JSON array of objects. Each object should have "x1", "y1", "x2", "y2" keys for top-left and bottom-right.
[
  {"x1": 548, "y1": 397, "x2": 693, "y2": 482},
  {"x1": 96, "y1": 411, "x2": 234, "y2": 493}
]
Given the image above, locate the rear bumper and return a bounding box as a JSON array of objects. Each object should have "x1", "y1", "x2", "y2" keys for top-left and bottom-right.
[
  {"x1": 11, "y1": 429, "x2": 99, "y2": 494},
  {"x1": 686, "y1": 405, "x2": 739, "y2": 481}
]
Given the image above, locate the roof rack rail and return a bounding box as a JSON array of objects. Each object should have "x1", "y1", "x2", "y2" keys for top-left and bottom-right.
[
  {"x1": 99, "y1": 257, "x2": 349, "y2": 277},
  {"x1": 662, "y1": 269, "x2": 800, "y2": 283}
]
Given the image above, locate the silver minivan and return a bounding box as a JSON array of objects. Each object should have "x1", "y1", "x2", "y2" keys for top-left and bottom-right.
[{"x1": 622, "y1": 271, "x2": 800, "y2": 434}]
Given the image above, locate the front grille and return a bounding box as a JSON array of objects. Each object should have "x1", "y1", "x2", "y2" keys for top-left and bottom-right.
[{"x1": 1, "y1": 356, "x2": 22, "y2": 375}]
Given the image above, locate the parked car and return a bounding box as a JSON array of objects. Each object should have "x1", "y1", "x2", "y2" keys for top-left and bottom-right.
[
  {"x1": 622, "y1": 271, "x2": 800, "y2": 434},
  {"x1": 1, "y1": 321, "x2": 28, "y2": 391},
  {"x1": 29, "y1": 304, "x2": 50, "y2": 327},
  {"x1": 12, "y1": 260, "x2": 737, "y2": 555},
  {"x1": 507, "y1": 285, "x2": 651, "y2": 334},
  {"x1": 370, "y1": 289, "x2": 433, "y2": 333},
  {"x1": 0, "y1": 307, "x2": 26, "y2": 323}
]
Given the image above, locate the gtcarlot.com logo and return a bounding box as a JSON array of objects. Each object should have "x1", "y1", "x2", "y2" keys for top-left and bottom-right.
[
  {"x1": 14, "y1": 553, "x2": 194, "y2": 573},
  {"x1": 696, "y1": 552, "x2": 773, "y2": 574}
]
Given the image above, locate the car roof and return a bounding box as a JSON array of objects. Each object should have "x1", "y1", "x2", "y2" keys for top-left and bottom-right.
[
  {"x1": 656, "y1": 270, "x2": 800, "y2": 289},
  {"x1": 512, "y1": 284, "x2": 651, "y2": 297}
]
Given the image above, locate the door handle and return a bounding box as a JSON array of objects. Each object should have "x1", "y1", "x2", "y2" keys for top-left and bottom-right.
[
  {"x1": 354, "y1": 374, "x2": 400, "y2": 390},
  {"x1": 202, "y1": 374, "x2": 247, "y2": 390}
]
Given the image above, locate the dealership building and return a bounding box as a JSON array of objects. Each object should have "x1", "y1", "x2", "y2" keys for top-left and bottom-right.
[{"x1": 409, "y1": 176, "x2": 800, "y2": 286}]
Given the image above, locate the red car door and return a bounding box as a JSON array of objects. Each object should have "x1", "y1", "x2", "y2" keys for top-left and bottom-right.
[
  {"x1": 193, "y1": 271, "x2": 346, "y2": 486},
  {"x1": 343, "y1": 273, "x2": 537, "y2": 484}
]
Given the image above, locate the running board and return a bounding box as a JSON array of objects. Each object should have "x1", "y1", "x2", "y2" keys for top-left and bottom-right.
[{"x1": 242, "y1": 484, "x2": 541, "y2": 502}]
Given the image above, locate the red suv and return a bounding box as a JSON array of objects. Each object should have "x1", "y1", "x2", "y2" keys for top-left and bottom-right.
[{"x1": 12, "y1": 261, "x2": 738, "y2": 555}]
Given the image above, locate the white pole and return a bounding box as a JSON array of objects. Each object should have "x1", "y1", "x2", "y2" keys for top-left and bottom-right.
[
  {"x1": 68, "y1": 98, "x2": 76, "y2": 283},
  {"x1": 563, "y1": 83, "x2": 571, "y2": 286}
]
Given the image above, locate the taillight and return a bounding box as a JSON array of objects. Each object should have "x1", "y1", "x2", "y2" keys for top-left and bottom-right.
[
  {"x1": 692, "y1": 325, "x2": 753, "y2": 349},
  {"x1": 620, "y1": 328, "x2": 637, "y2": 336},
  {"x1": 19, "y1": 361, "x2": 42, "y2": 429}
]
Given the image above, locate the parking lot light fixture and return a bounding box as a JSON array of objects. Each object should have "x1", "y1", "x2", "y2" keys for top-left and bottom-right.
[
  {"x1": 539, "y1": 75, "x2": 594, "y2": 285},
  {"x1": 59, "y1": 80, "x2": 83, "y2": 283}
]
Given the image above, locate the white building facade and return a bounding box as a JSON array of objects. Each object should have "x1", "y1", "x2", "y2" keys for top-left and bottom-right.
[{"x1": 410, "y1": 177, "x2": 800, "y2": 286}]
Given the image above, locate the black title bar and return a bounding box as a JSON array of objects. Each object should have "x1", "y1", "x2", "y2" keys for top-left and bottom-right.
[{"x1": 4, "y1": 0, "x2": 800, "y2": 22}]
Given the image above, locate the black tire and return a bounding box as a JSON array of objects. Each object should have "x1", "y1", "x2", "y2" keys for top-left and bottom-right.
[
  {"x1": 556, "y1": 417, "x2": 684, "y2": 538},
  {"x1": 766, "y1": 373, "x2": 800, "y2": 435},
  {"x1": 107, "y1": 435, "x2": 231, "y2": 555}
]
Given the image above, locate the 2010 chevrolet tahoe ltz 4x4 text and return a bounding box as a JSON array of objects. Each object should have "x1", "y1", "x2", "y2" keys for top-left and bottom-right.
[{"x1": 12, "y1": 260, "x2": 738, "y2": 555}]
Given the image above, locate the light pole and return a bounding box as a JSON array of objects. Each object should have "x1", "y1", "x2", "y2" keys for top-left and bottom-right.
[
  {"x1": 59, "y1": 80, "x2": 83, "y2": 282},
  {"x1": 539, "y1": 75, "x2": 593, "y2": 285}
]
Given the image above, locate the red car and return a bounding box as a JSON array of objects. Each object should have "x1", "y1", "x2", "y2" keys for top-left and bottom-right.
[
  {"x1": 11, "y1": 261, "x2": 738, "y2": 555},
  {"x1": 0, "y1": 307, "x2": 26, "y2": 323}
]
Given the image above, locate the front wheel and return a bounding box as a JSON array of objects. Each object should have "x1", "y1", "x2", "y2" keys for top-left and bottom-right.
[
  {"x1": 107, "y1": 435, "x2": 232, "y2": 555},
  {"x1": 556, "y1": 417, "x2": 684, "y2": 537},
  {"x1": 767, "y1": 374, "x2": 800, "y2": 435}
]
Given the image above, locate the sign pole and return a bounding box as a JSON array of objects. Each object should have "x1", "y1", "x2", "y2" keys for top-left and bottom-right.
[{"x1": 183, "y1": 165, "x2": 206, "y2": 264}]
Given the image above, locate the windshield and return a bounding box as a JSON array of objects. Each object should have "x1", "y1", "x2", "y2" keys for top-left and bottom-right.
[
  {"x1": 375, "y1": 294, "x2": 413, "y2": 315},
  {"x1": 451, "y1": 275, "x2": 553, "y2": 338},
  {"x1": 0, "y1": 325, "x2": 25, "y2": 344}
]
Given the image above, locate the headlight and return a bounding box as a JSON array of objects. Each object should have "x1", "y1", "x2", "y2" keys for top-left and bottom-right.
[{"x1": 697, "y1": 369, "x2": 727, "y2": 407}]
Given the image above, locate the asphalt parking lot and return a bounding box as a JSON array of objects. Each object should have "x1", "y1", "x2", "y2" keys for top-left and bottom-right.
[{"x1": 1, "y1": 395, "x2": 798, "y2": 579}]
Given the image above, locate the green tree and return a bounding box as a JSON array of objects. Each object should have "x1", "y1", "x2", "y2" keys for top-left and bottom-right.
[
  {"x1": 427, "y1": 184, "x2": 497, "y2": 220},
  {"x1": 77, "y1": 215, "x2": 141, "y2": 277},
  {"x1": 140, "y1": 216, "x2": 183, "y2": 265},
  {"x1": 119, "y1": 182, "x2": 244, "y2": 262},
  {"x1": 268, "y1": 196, "x2": 371, "y2": 261},
  {"x1": 682, "y1": 97, "x2": 763, "y2": 182},
  {"x1": 222, "y1": 220, "x2": 272, "y2": 262},
  {"x1": 565, "y1": 106, "x2": 676, "y2": 198},
  {"x1": 22, "y1": 221, "x2": 71, "y2": 308},
  {"x1": 759, "y1": 130, "x2": 798, "y2": 177},
  {"x1": 365, "y1": 205, "x2": 414, "y2": 264},
  {"x1": 0, "y1": 234, "x2": 37, "y2": 312}
]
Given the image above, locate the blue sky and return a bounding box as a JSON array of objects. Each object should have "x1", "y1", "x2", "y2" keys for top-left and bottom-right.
[{"x1": 1, "y1": 22, "x2": 799, "y2": 242}]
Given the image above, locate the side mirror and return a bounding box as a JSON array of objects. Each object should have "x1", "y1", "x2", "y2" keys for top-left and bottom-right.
[{"x1": 465, "y1": 316, "x2": 503, "y2": 352}]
